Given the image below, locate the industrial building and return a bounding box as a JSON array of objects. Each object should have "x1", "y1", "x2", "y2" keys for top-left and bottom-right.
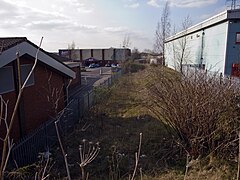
[
  {"x1": 165, "y1": 9, "x2": 240, "y2": 76},
  {"x1": 58, "y1": 48, "x2": 131, "y2": 66}
]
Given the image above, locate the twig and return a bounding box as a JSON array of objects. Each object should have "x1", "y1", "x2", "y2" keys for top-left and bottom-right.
[
  {"x1": 184, "y1": 153, "x2": 190, "y2": 180},
  {"x1": 130, "y1": 132, "x2": 142, "y2": 180},
  {"x1": 55, "y1": 120, "x2": 71, "y2": 180},
  {"x1": 237, "y1": 131, "x2": 240, "y2": 180},
  {"x1": 78, "y1": 140, "x2": 100, "y2": 180},
  {"x1": 41, "y1": 153, "x2": 50, "y2": 180},
  {"x1": 0, "y1": 96, "x2": 12, "y2": 175},
  {"x1": 140, "y1": 168, "x2": 143, "y2": 180}
]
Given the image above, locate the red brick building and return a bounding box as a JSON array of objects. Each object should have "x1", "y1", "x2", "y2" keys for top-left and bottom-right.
[{"x1": 0, "y1": 37, "x2": 76, "y2": 145}]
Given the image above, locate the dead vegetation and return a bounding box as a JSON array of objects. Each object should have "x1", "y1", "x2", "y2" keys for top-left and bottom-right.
[
  {"x1": 143, "y1": 66, "x2": 240, "y2": 179},
  {"x1": 3, "y1": 63, "x2": 240, "y2": 179},
  {"x1": 50, "y1": 64, "x2": 239, "y2": 179},
  {"x1": 144, "y1": 67, "x2": 240, "y2": 159}
]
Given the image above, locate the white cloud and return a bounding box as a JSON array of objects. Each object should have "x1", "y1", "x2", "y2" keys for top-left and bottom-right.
[
  {"x1": 0, "y1": 0, "x2": 156, "y2": 51},
  {"x1": 104, "y1": 26, "x2": 129, "y2": 33},
  {"x1": 123, "y1": 0, "x2": 140, "y2": 8},
  {"x1": 76, "y1": 3, "x2": 94, "y2": 13},
  {"x1": 0, "y1": 0, "x2": 99, "y2": 35},
  {"x1": 169, "y1": 0, "x2": 217, "y2": 8},
  {"x1": 125, "y1": 3, "x2": 140, "y2": 8},
  {"x1": 62, "y1": 0, "x2": 94, "y2": 13},
  {"x1": 147, "y1": 0, "x2": 160, "y2": 8}
]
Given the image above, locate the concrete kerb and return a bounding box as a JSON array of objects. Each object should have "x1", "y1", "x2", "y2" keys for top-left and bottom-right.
[{"x1": 93, "y1": 70, "x2": 112, "y2": 87}]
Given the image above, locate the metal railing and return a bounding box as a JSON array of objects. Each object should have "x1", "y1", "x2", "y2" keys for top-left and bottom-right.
[{"x1": 10, "y1": 70, "x2": 122, "y2": 167}]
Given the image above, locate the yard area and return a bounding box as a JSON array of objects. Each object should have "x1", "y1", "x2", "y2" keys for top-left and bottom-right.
[
  {"x1": 50, "y1": 64, "x2": 238, "y2": 179},
  {"x1": 7, "y1": 64, "x2": 238, "y2": 179},
  {"x1": 52, "y1": 66, "x2": 179, "y2": 179}
]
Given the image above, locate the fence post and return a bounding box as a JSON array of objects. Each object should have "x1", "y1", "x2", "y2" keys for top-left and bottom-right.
[
  {"x1": 44, "y1": 122, "x2": 48, "y2": 151},
  {"x1": 88, "y1": 91, "x2": 90, "y2": 110},
  {"x1": 77, "y1": 98, "x2": 80, "y2": 121},
  {"x1": 220, "y1": 73, "x2": 223, "y2": 85}
]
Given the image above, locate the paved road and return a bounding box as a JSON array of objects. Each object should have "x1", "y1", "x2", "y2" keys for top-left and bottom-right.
[
  {"x1": 69, "y1": 67, "x2": 111, "y2": 99},
  {"x1": 81, "y1": 67, "x2": 111, "y2": 77}
]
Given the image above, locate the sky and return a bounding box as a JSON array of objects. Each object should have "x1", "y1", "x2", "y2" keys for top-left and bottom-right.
[{"x1": 0, "y1": 0, "x2": 233, "y2": 52}]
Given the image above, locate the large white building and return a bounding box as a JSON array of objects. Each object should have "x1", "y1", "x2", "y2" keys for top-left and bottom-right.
[{"x1": 165, "y1": 9, "x2": 240, "y2": 76}]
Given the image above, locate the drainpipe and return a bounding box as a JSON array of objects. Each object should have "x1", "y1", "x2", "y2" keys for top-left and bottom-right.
[{"x1": 200, "y1": 30, "x2": 205, "y2": 69}]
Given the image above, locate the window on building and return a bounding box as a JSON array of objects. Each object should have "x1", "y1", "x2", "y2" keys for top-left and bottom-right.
[
  {"x1": 0, "y1": 66, "x2": 15, "y2": 94},
  {"x1": 236, "y1": 33, "x2": 240, "y2": 44},
  {"x1": 20, "y1": 64, "x2": 34, "y2": 87},
  {"x1": 0, "y1": 64, "x2": 34, "y2": 94}
]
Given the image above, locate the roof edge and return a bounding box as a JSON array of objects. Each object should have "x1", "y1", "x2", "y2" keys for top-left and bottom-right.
[
  {"x1": 0, "y1": 40, "x2": 76, "y2": 79},
  {"x1": 166, "y1": 9, "x2": 240, "y2": 43}
]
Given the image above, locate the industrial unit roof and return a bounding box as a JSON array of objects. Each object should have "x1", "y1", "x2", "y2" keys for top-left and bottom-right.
[
  {"x1": 59, "y1": 47, "x2": 131, "y2": 51},
  {"x1": 165, "y1": 9, "x2": 240, "y2": 43},
  {"x1": 0, "y1": 37, "x2": 75, "y2": 79}
]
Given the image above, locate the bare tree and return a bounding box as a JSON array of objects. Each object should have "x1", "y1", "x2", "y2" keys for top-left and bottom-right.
[
  {"x1": 68, "y1": 41, "x2": 78, "y2": 60},
  {"x1": 68, "y1": 41, "x2": 76, "y2": 50},
  {"x1": 122, "y1": 34, "x2": 131, "y2": 48},
  {"x1": 174, "y1": 15, "x2": 192, "y2": 74},
  {"x1": 131, "y1": 47, "x2": 140, "y2": 60},
  {"x1": 154, "y1": 1, "x2": 171, "y2": 65}
]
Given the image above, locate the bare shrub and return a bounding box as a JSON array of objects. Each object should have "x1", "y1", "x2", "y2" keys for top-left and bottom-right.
[
  {"x1": 78, "y1": 139, "x2": 100, "y2": 180},
  {"x1": 121, "y1": 61, "x2": 145, "y2": 74},
  {"x1": 144, "y1": 67, "x2": 240, "y2": 159}
]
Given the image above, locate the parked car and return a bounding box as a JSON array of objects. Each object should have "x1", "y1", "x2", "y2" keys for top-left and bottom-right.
[
  {"x1": 105, "y1": 63, "x2": 111, "y2": 67},
  {"x1": 89, "y1": 63, "x2": 100, "y2": 68},
  {"x1": 89, "y1": 64, "x2": 96, "y2": 68}
]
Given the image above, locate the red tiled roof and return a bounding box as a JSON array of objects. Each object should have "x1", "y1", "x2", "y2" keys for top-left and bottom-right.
[{"x1": 0, "y1": 37, "x2": 27, "y2": 53}]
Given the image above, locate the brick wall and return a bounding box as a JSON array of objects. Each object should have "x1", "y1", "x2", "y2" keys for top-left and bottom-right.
[
  {"x1": 0, "y1": 89, "x2": 20, "y2": 149},
  {"x1": 0, "y1": 55, "x2": 67, "y2": 147},
  {"x1": 69, "y1": 66, "x2": 81, "y2": 88},
  {"x1": 22, "y1": 60, "x2": 65, "y2": 134}
]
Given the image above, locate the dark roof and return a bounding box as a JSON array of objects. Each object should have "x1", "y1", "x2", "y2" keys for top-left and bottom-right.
[
  {"x1": 0, "y1": 37, "x2": 76, "y2": 78},
  {"x1": 48, "y1": 53, "x2": 73, "y2": 62},
  {"x1": 0, "y1": 37, "x2": 27, "y2": 53}
]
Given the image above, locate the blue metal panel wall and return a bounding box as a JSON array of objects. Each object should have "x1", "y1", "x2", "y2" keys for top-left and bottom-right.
[
  {"x1": 203, "y1": 22, "x2": 228, "y2": 73},
  {"x1": 225, "y1": 21, "x2": 240, "y2": 75},
  {"x1": 165, "y1": 22, "x2": 228, "y2": 74}
]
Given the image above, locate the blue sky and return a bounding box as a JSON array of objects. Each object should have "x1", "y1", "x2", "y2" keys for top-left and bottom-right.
[{"x1": 0, "y1": 0, "x2": 232, "y2": 52}]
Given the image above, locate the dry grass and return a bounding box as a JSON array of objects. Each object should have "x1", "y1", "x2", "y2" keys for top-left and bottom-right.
[{"x1": 17, "y1": 64, "x2": 238, "y2": 179}]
